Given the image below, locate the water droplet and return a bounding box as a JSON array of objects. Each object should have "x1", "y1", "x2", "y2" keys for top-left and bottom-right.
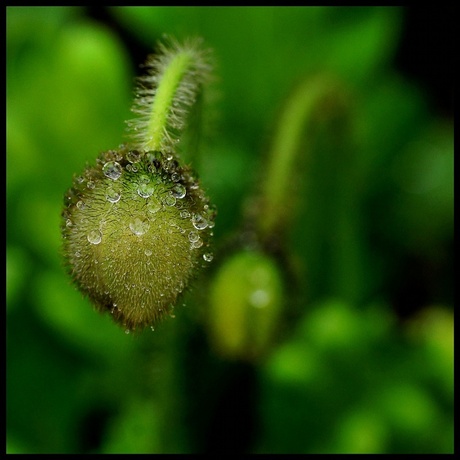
[
  {"x1": 66, "y1": 218, "x2": 73, "y2": 227},
  {"x1": 87, "y1": 180, "x2": 95, "y2": 189},
  {"x1": 131, "y1": 164, "x2": 139, "y2": 172},
  {"x1": 164, "y1": 194, "x2": 176, "y2": 206},
  {"x1": 188, "y1": 231, "x2": 199, "y2": 243},
  {"x1": 145, "y1": 249, "x2": 152, "y2": 256},
  {"x1": 103, "y1": 161, "x2": 122, "y2": 180},
  {"x1": 146, "y1": 151, "x2": 161, "y2": 173},
  {"x1": 192, "y1": 213, "x2": 208, "y2": 230},
  {"x1": 75, "y1": 251, "x2": 81, "y2": 258},
  {"x1": 191, "y1": 238, "x2": 203, "y2": 249},
  {"x1": 138, "y1": 174, "x2": 150, "y2": 184},
  {"x1": 147, "y1": 198, "x2": 162, "y2": 214},
  {"x1": 203, "y1": 253, "x2": 213, "y2": 262},
  {"x1": 171, "y1": 172, "x2": 181, "y2": 182},
  {"x1": 180, "y1": 210, "x2": 190, "y2": 219},
  {"x1": 137, "y1": 182, "x2": 155, "y2": 198},
  {"x1": 164, "y1": 159, "x2": 178, "y2": 172},
  {"x1": 76, "y1": 176, "x2": 84, "y2": 183},
  {"x1": 127, "y1": 150, "x2": 141, "y2": 163},
  {"x1": 171, "y1": 183, "x2": 186, "y2": 199},
  {"x1": 249, "y1": 289, "x2": 270, "y2": 308},
  {"x1": 106, "y1": 188, "x2": 121, "y2": 203},
  {"x1": 146, "y1": 151, "x2": 159, "y2": 162},
  {"x1": 87, "y1": 229, "x2": 102, "y2": 245},
  {"x1": 129, "y1": 217, "x2": 150, "y2": 236},
  {"x1": 125, "y1": 329, "x2": 130, "y2": 334}
]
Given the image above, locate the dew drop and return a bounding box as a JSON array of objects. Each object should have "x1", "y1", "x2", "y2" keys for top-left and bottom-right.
[
  {"x1": 146, "y1": 151, "x2": 161, "y2": 172},
  {"x1": 137, "y1": 182, "x2": 155, "y2": 198},
  {"x1": 171, "y1": 183, "x2": 186, "y2": 199},
  {"x1": 87, "y1": 229, "x2": 102, "y2": 245},
  {"x1": 129, "y1": 217, "x2": 150, "y2": 236},
  {"x1": 164, "y1": 159, "x2": 177, "y2": 172},
  {"x1": 76, "y1": 200, "x2": 86, "y2": 210},
  {"x1": 203, "y1": 253, "x2": 213, "y2": 262},
  {"x1": 191, "y1": 238, "x2": 203, "y2": 249},
  {"x1": 146, "y1": 151, "x2": 158, "y2": 162},
  {"x1": 188, "y1": 231, "x2": 199, "y2": 243},
  {"x1": 164, "y1": 194, "x2": 176, "y2": 206},
  {"x1": 125, "y1": 329, "x2": 130, "y2": 334},
  {"x1": 87, "y1": 180, "x2": 95, "y2": 189},
  {"x1": 249, "y1": 289, "x2": 270, "y2": 308},
  {"x1": 106, "y1": 188, "x2": 121, "y2": 203},
  {"x1": 103, "y1": 161, "x2": 122, "y2": 180},
  {"x1": 127, "y1": 150, "x2": 141, "y2": 163},
  {"x1": 180, "y1": 210, "x2": 190, "y2": 219},
  {"x1": 145, "y1": 249, "x2": 152, "y2": 256},
  {"x1": 66, "y1": 218, "x2": 73, "y2": 227},
  {"x1": 147, "y1": 198, "x2": 162, "y2": 214},
  {"x1": 192, "y1": 213, "x2": 208, "y2": 230},
  {"x1": 171, "y1": 172, "x2": 181, "y2": 182}
]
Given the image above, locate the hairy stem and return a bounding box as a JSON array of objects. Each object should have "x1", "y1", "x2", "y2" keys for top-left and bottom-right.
[
  {"x1": 128, "y1": 38, "x2": 211, "y2": 154},
  {"x1": 145, "y1": 51, "x2": 194, "y2": 151}
]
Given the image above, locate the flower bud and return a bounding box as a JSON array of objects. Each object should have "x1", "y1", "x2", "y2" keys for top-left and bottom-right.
[
  {"x1": 61, "y1": 38, "x2": 215, "y2": 331},
  {"x1": 207, "y1": 249, "x2": 284, "y2": 360},
  {"x1": 62, "y1": 146, "x2": 215, "y2": 331}
]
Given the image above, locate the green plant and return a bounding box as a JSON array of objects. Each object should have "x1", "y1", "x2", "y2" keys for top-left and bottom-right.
[
  {"x1": 7, "y1": 7, "x2": 453, "y2": 454},
  {"x1": 61, "y1": 38, "x2": 215, "y2": 331}
]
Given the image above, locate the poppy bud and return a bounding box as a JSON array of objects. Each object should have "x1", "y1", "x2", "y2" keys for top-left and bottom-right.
[{"x1": 61, "y1": 38, "x2": 215, "y2": 331}]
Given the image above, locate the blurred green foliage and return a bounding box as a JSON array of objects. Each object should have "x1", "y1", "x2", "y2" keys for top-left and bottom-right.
[{"x1": 7, "y1": 6, "x2": 453, "y2": 454}]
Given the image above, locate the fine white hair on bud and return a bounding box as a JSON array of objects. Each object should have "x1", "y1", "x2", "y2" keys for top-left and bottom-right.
[
  {"x1": 61, "y1": 38, "x2": 215, "y2": 332},
  {"x1": 127, "y1": 36, "x2": 213, "y2": 153}
]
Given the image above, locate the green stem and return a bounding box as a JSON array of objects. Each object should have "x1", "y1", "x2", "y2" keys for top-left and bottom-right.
[
  {"x1": 145, "y1": 50, "x2": 194, "y2": 152},
  {"x1": 256, "y1": 75, "x2": 346, "y2": 239},
  {"x1": 129, "y1": 39, "x2": 211, "y2": 155}
]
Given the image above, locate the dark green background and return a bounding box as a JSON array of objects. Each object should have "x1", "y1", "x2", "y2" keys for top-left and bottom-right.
[{"x1": 7, "y1": 7, "x2": 453, "y2": 453}]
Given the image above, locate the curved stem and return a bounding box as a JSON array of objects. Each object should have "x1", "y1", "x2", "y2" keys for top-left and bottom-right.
[
  {"x1": 145, "y1": 50, "x2": 194, "y2": 152},
  {"x1": 256, "y1": 75, "x2": 347, "y2": 239},
  {"x1": 128, "y1": 38, "x2": 211, "y2": 154}
]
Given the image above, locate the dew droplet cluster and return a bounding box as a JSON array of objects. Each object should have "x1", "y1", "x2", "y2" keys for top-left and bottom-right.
[{"x1": 61, "y1": 145, "x2": 215, "y2": 331}]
